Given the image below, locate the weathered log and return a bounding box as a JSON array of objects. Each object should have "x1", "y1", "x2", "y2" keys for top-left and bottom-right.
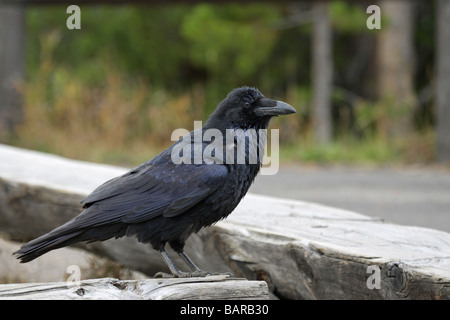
[
  {"x1": 1, "y1": 143, "x2": 450, "y2": 299},
  {"x1": 0, "y1": 275, "x2": 269, "y2": 300}
]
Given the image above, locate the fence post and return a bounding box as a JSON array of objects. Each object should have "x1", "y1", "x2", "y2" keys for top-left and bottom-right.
[{"x1": 0, "y1": 4, "x2": 25, "y2": 140}]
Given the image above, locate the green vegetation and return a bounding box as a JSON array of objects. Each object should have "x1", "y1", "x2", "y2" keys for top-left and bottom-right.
[{"x1": 9, "y1": 3, "x2": 436, "y2": 167}]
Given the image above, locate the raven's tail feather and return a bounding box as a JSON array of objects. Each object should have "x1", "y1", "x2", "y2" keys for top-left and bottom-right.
[
  {"x1": 14, "y1": 223, "x2": 127, "y2": 263},
  {"x1": 13, "y1": 230, "x2": 85, "y2": 263}
]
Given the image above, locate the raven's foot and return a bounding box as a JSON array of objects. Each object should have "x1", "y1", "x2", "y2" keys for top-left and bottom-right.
[
  {"x1": 153, "y1": 271, "x2": 199, "y2": 278},
  {"x1": 154, "y1": 272, "x2": 174, "y2": 278},
  {"x1": 187, "y1": 270, "x2": 214, "y2": 277},
  {"x1": 157, "y1": 247, "x2": 233, "y2": 278},
  {"x1": 154, "y1": 270, "x2": 233, "y2": 278},
  {"x1": 153, "y1": 270, "x2": 203, "y2": 278},
  {"x1": 193, "y1": 271, "x2": 234, "y2": 277},
  {"x1": 178, "y1": 270, "x2": 233, "y2": 278}
]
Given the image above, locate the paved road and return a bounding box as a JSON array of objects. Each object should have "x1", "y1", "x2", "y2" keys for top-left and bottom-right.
[{"x1": 249, "y1": 165, "x2": 450, "y2": 234}]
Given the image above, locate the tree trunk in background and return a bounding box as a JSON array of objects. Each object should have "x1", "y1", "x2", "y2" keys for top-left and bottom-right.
[
  {"x1": 376, "y1": 0, "x2": 416, "y2": 140},
  {"x1": 436, "y1": 0, "x2": 450, "y2": 162},
  {"x1": 0, "y1": 5, "x2": 25, "y2": 141},
  {"x1": 312, "y1": 0, "x2": 333, "y2": 144}
]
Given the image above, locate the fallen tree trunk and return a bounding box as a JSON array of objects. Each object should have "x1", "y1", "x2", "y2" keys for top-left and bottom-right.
[
  {"x1": 1, "y1": 143, "x2": 450, "y2": 299},
  {"x1": 0, "y1": 275, "x2": 268, "y2": 300}
]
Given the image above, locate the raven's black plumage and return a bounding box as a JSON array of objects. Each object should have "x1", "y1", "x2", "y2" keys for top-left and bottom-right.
[{"x1": 14, "y1": 86, "x2": 295, "y2": 276}]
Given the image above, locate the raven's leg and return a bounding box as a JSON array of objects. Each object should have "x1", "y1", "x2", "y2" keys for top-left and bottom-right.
[
  {"x1": 178, "y1": 251, "x2": 201, "y2": 272},
  {"x1": 169, "y1": 239, "x2": 208, "y2": 276},
  {"x1": 178, "y1": 252, "x2": 233, "y2": 277},
  {"x1": 167, "y1": 240, "x2": 230, "y2": 277},
  {"x1": 156, "y1": 247, "x2": 190, "y2": 278},
  {"x1": 178, "y1": 252, "x2": 225, "y2": 277}
]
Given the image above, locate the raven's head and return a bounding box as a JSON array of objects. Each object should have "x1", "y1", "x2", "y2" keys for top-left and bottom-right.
[{"x1": 204, "y1": 86, "x2": 296, "y2": 131}]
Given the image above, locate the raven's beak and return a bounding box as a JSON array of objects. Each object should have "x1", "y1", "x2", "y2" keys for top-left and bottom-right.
[{"x1": 256, "y1": 98, "x2": 296, "y2": 116}]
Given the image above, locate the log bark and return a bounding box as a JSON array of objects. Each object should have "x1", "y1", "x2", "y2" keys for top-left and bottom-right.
[
  {"x1": 0, "y1": 275, "x2": 268, "y2": 300},
  {"x1": 1, "y1": 144, "x2": 450, "y2": 299}
]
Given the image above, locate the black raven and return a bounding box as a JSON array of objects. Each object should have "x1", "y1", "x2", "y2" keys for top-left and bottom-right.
[{"x1": 14, "y1": 86, "x2": 295, "y2": 277}]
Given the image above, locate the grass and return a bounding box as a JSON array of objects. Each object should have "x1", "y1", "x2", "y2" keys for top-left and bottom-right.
[{"x1": 280, "y1": 130, "x2": 436, "y2": 166}]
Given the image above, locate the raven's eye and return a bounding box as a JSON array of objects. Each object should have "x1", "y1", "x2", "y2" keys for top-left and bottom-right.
[{"x1": 244, "y1": 102, "x2": 251, "y2": 108}]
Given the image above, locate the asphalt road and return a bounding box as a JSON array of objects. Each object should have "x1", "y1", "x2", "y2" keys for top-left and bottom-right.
[{"x1": 249, "y1": 164, "x2": 450, "y2": 234}]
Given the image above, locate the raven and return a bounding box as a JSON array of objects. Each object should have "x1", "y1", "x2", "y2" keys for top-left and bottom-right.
[{"x1": 14, "y1": 86, "x2": 295, "y2": 277}]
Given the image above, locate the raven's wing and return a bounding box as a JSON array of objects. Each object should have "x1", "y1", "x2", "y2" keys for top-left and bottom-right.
[
  {"x1": 14, "y1": 157, "x2": 228, "y2": 263},
  {"x1": 73, "y1": 160, "x2": 228, "y2": 228},
  {"x1": 124, "y1": 162, "x2": 228, "y2": 222}
]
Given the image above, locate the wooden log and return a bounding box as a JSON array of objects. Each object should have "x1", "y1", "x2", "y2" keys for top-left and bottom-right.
[
  {"x1": 0, "y1": 275, "x2": 269, "y2": 300},
  {"x1": 1, "y1": 143, "x2": 450, "y2": 299}
]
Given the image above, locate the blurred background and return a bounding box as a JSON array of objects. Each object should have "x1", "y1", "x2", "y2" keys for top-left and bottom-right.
[{"x1": 1, "y1": 0, "x2": 450, "y2": 231}]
